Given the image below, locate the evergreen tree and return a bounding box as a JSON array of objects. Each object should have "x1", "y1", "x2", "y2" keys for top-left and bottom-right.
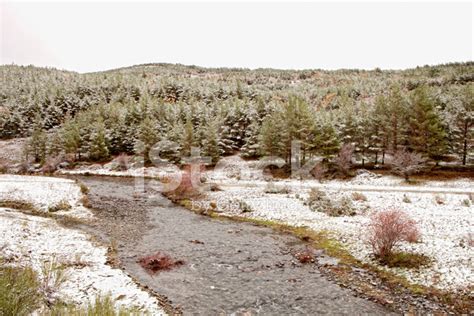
[
  {"x1": 407, "y1": 86, "x2": 447, "y2": 160},
  {"x1": 62, "y1": 120, "x2": 81, "y2": 159},
  {"x1": 312, "y1": 121, "x2": 340, "y2": 159},
  {"x1": 241, "y1": 120, "x2": 261, "y2": 158},
  {"x1": 445, "y1": 84, "x2": 473, "y2": 165},
  {"x1": 202, "y1": 119, "x2": 221, "y2": 164},
  {"x1": 89, "y1": 119, "x2": 109, "y2": 161},
  {"x1": 47, "y1": 130, "x2": 63, "y2": 157},
  {"x1": 259, "y1": 115, "x2": 285, "y2": 157},
  {"x1": 135, "y1": 117, "x2": 158, "y2": 162},
  {"x1": 25, "y1": 124, "x2": 47, "y2": 163},
  {"x1": 181, "y1": 115, "x2": 195, "y2": 157}
]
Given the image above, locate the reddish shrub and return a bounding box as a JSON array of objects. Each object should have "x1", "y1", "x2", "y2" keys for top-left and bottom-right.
[
  {"x1": 41, "y1": 155, "x2": 64, "y2": 174},
  {"x1": 390, "y1": 149, "x2": 424, "y2": 182},
  {"x1": 166, "y1": 166, "x2": 205, "y2": 200},
  {"x1": 368, "y1": 209, "x2": 421, "y2": 259},
  {"x1": 137, "y1": 252, "x2": 184, "y2": 275},
  {"x1": 114, "y1": 153, "x2": 130, "y2": 171},
  {"x1": 294, "y1": 248, "x2": 315, "y2": 264}
]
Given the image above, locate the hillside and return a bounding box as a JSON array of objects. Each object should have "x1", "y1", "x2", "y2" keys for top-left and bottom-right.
[{"x1": 0, "y1": 62, "x2": 472, "y2": 167}]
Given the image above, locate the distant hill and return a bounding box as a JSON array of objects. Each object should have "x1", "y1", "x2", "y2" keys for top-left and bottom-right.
[{"x1": 0, "y1": 62, "x2": 472, "y2": 165}]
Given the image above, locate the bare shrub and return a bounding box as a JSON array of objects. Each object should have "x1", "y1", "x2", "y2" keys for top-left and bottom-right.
[
  {"x1": 334, "y1": 143, "x2": 354, "y2": 176},
  {"x1": 351, "y1": 192, "x2": 367, "y2": 202},
  {"x1": 368, "y1": 209, "x2": 421, "y2": 259},
  {"x1": 41, "y1": 155, "x2": 64, "y2": 174},
  {"x1": 390, "y1": 149, "x2": 424, "y2": 182},
  {"x1": 137, "y1": 252, "x2": 184, "y2": 275},
  {"x1": 310, "y1": 163, "x2": 327, "y2": 182},
  {"x1": 115, "y1": 153, "x2": 130, "y2": 171}
]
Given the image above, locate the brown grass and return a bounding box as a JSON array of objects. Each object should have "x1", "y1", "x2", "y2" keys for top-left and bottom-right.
[{"x1": 351, "y1": 192, "x2": 368, "y2": 201}]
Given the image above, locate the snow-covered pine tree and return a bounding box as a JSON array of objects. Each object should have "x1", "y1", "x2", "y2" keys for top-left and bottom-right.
[
  {"x1": 89, "y1": 119, "x2": 109, "y2": 161},
  {"x1": 47, "y1": 130, "x2": 64, "y2": 157},
  {"x1": 445, "y1": 84, "x2": 473, "y2": 165},
  {"x1": 202, "y1": 119, "x2": 221, "y2": 165},
  {"x1": 135, "y1": 116, "x2": 158, "y2": 162},
  {"x1": 407, "y1": 86, "x2": 447, "y2": 160},
  {"x1": 241, "y1": 120, "x2": 261, "y2": 158},
  {"x1": 62, "y1": 119, "x2": 81, "y2": 159}
]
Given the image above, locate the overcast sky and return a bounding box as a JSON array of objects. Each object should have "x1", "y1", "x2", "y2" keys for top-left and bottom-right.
[{"x1": 1, "y1": 1, "x2": 472, "y2": 73}]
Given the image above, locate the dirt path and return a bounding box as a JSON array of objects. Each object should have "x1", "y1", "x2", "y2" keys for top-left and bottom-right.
[{"x1": 72, "y1": 176, "x2": 396, "y2": 315}]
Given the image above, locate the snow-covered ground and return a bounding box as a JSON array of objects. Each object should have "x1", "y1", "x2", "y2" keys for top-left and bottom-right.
[
  {"x1": 0, "y1": 175, "x2": 165, "y2": 314},
  {"x1": 52, "y1": 156, "x2": 474, "y2": 291},
  {"x1": 201, "y1": 156, "x2": 474, "y2": 291}
]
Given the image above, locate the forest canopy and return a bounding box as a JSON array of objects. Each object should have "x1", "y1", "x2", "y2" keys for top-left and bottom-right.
[{"x1": 0, "y1": 62, "x2": 472, "y2": 166}]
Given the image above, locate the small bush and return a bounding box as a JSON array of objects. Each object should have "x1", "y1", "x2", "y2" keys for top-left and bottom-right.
[
  {"x1": 78, "y1": 182, "x2": 89, "y2": 195},
  {"x1": 137, "y1": 252, "x2": 184, "y2": 275},
  {"x1": 402, "y1": 194, "x2": 411, "y2": 203},
  {"x1": 306, "y1": 189, "x2": 356, "y2": 217},
  {"x1": 238, "y1": 200, "x2": 253, "y2": 213},
  {"x1": 294, "y1": 248, "x2": 315, "y2": 264},
  {"x1": 434, "y1": 194, "x2": 445, "y2": 205},
  {"x1": 264, "y1": 182, "x2": 290, "y2": 194},
  {"x1": 48, "y1": 200, "x2": 72, "y2": 213},
  {"x1": 0, "y1": 265, "x2": 42, "y2": 315},
  {"x1": 461, "y1": 199, "x2": 471, "y2": 207},
  {"x1": 351, "y1": 192, "x2": 367, "y2": 202},
  {"x1": 368, "y1": 209, "x2": 421, "y2": 259}
]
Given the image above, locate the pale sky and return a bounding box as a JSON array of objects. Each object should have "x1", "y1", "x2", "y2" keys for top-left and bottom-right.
[{"x1": 1, "y1": 1, "x2": 473, "y2": 73}]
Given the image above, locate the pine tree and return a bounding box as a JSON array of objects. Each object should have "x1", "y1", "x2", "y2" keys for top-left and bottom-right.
[
  {"x1": 407, "y1": 86, "x2": 447, "y2": 160},
  {"x1": 312, "y1": 121, "x2": 340, "y2": 159},
  {"x1": 135, "y1": 117, "x2": 158, "y2": 162},
  {"x1": 372, "y1": 95, "x2": 390, "y2": 164},
  {"x1": 89, "y1": 119, "x2": 109, "y2": 161},
  {"x1": 181, "y1": 116, "x2": 195, "y2": 157},
  {"x1": 202, "y1": 119, "x2": 221, "y2": 165},
  {"x1": 62, "y1": 120, "x2": 81, "y2": 159},
  {"x1": 386, "y1": 86, "x2": 408, "y2": 151},
  {"x1": 47, "y1": 130, "x2": 63, "y2": 157},
  {"x1": 259, "y1": 115, "x2": 285, "y2": 157},
  {"x1": 241, "y1": 120, "x2": 261, "y2": 158},
  {"x1": 446, "y1": 84, "x2": 473, "y2": 165},
  {"x1": 25, "y1": 124, "x2": 47, "y2": 163}
]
